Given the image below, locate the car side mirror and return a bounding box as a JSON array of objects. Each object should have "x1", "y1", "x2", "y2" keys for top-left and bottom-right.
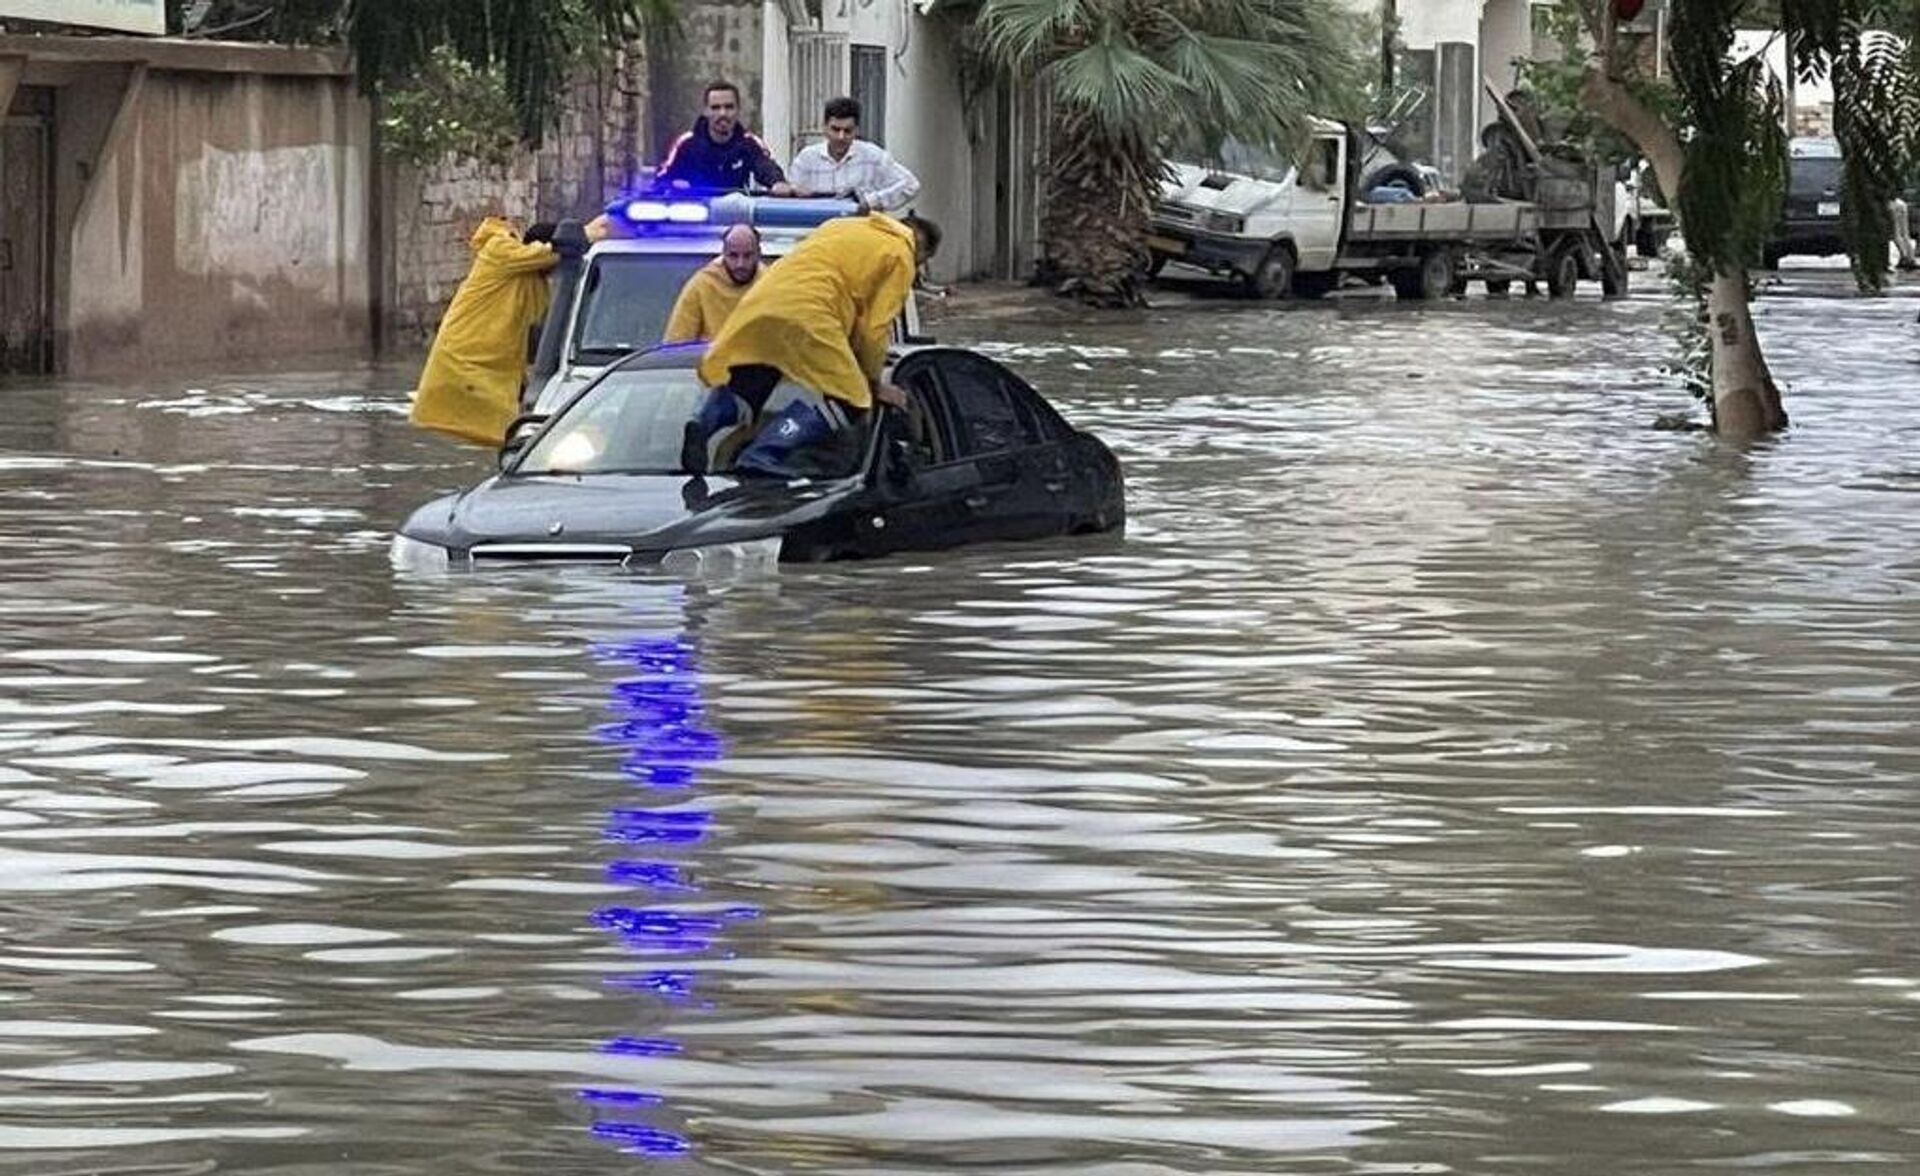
[{"x1": 498, "y1": 413, "x2": 547, "y2": 470}]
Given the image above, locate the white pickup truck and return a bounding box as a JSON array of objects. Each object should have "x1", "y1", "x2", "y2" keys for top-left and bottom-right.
[
  {"x1": 524, "y1": 194, "x2": 925, "y2": 417},
  {"x1": 1149, "y1": 118, "x2": 1627, "y2": 301}
]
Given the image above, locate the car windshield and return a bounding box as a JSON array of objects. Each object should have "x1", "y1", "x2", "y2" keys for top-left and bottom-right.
[
  {"x1": 1790, "y1": 158, "x2": 1842, "y2": 200},
  {"x1": 1213, "y1": 138, "x2": 1294, "y2": 183},
  {"x1": 517, "y1": 367, "x2": 707, "y2": 475},
  {"x1": 572, "y1": 253, "x2": 712, "y2": 360}
]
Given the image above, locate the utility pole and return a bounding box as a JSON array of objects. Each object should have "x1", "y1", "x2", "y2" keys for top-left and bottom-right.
[{"x1": 1382, "y1": 0, "x2": 1397, "y2": 94}]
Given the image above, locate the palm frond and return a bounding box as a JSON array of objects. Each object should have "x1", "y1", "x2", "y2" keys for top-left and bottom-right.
[
  {"x1": 974, "y1": 0, "x2": 1363, "y2": 159},
  {"x1": 1050, "y1": 36, "x2": 1188, "y2": 148},
  {"x1": 977, "y1": 0, "x2": 1109, "y2": 75}
]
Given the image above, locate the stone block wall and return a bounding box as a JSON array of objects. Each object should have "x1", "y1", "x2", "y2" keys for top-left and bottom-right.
[
  {"x1": 382, "y1": 44, "x2": 651, "y2": 347},
  {"x1": 382, "y1": 154, "x2": 540, "y2": 344}
]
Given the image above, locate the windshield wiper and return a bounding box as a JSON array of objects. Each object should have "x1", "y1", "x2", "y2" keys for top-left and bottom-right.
[
  {"x1": 574, "y1": 344, "x2": 640, "y2": 362},
  {"x1": 521, "y1": 466, "x2": 684, "y2": 477}
]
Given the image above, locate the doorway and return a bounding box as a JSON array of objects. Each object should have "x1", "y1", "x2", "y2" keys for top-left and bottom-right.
[{"x1": 1, "y1": 86, "x2": 54, "y2": 375}]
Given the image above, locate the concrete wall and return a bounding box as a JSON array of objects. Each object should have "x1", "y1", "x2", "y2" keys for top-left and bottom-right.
[
  {"x1": 1398, "y1": 0, "x2": 1485, "y2": 54},
  {"x1": 1393, "y1": 0, "x2": 1488, "y2": 181},
  {"x1": 1480, "y1": 0, "x2": 1533, "y2": 98},
  {"x1": 648, "y1": 0, "x2": 767, "y2": 162},
  {"x1": 63, "y1": 67, "x2": 371, "y2": 374}
]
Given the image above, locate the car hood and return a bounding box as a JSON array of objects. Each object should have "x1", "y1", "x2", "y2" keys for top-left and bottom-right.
[
  {"x1": 398, "y1": 471, "x2": 860, "y2": 557},
  {"x1": 1155, "y1": 165, "x2": 1288, "y2": 220}
]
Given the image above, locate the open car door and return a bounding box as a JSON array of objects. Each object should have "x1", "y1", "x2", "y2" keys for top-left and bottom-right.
[{"x1": 879, "y1": 350, "x2": 1074, "y2": 552}]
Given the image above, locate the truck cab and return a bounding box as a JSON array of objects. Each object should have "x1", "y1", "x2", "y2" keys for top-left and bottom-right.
[
  {"x1": 526, "y1": 194, "x2": 925, "y2": 416},
  {"x1": 1149, "y1": 119, "x2": 1351, "y2": 298},
  {"x1": 1151, "y1": 108, "x2": 1623, "y2": 303}
]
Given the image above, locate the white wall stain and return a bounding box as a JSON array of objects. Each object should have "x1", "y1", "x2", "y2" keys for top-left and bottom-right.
[{"x1": 175, "y1": 144, "x2": 349, "y2": 299}]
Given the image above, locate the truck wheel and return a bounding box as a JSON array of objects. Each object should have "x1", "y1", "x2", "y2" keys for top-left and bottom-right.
[
  {"x1": 1388, "y1": 268, "x2": 1423, "y2": 300},
  {"x1": 1292, "y1": 271, "x2": 1336, "y2": 299},
  {"x1": 1418, "y1": 250, "x2": 1457, "y2": 300},
  {"x1": 1146, "y1": 252, "x2": 1169, "y2": 278},
  {"x1": 1243, "y1": 247, "x2": 1295, "y2": 300},
  {"x1": 1600, "y1": 246, "x2": 1629, "y2": 298},
  {"x1": 1545, "y1": 248, "x2": 1581, "y2": 299}
]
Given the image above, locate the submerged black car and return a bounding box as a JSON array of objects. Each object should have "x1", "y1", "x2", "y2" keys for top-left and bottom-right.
[{"x1": 391, "y1": 343, "x2": 1125, "y2": 570}]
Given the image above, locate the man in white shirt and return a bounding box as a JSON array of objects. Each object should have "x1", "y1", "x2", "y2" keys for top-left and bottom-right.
[{"x1": 788, "y1": 97, "x2": 922, "y2": 213}]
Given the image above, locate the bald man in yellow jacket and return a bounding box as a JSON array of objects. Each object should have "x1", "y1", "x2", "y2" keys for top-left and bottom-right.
[
  {"x1": 683, "y1": 211, "x2": 940, "y2": 476},
  {"x1": 663, "y1": 224, "x2": 764, "y2": 343}
]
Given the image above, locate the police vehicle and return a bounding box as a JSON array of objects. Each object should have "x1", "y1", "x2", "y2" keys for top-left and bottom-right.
[{"x1": 524, "y1": 193, "x2": 927, "y2": 416}]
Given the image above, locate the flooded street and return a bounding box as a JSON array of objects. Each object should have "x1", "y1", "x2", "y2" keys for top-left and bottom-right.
[{"x1": 2, "y1": 271, "x2": 1917, "y2": 1174}]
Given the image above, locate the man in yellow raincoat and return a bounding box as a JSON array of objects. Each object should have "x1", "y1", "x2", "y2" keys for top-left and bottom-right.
[
  {"x1": 662, "y1": 224, "x2": 763, "y2": 343},
  {"x1": 410, "y1": 217, "x2": 559, "y2": 446},
  {"x1": 683, "y1": 211, "x2": 940, "y2": 476}
]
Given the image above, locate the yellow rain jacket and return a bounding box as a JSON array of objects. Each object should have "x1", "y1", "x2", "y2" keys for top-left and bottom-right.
[
  {"x1": 698, "y1": 214, "x2": 916, "y2": 409},
  {"x1": 410, "y1": 217, "x2": 558, "y2": 446},
  {"x1": 662, "y1": 259, "x2": 755, "y2": 343}
]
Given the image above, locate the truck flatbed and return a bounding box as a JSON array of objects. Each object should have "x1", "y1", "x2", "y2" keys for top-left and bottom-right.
[{"x1": 1347, "y1": 200, "x2": 1538, "y2": 243}]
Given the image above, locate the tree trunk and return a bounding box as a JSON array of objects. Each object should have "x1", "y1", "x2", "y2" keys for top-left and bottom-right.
[
  {"x1": 1038, "y1": 108, "x2": 1158, "y2": 308},
  {"x1": 1580, "y1": 65, "x2": 1787, "y2": 439},
  {"x1": 1706, "y1": 267, "x2": 1788, "y2": 439}
]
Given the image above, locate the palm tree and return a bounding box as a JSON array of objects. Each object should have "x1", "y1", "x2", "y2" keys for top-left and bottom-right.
[
  {"x1": 1570, "y1": 0, "x2": 1920, "y2": 439},
  {"x1": 973, "y1": 0, "x2": 1364, "y2": 306},
  {"x1": 171, "y1": 0, "x2": 677, "y2": 141}
]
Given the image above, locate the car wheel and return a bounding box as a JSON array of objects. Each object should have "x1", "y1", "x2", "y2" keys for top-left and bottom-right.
[{"x1": 1243, "y1": 247, "x2": 1295, "y2": 300}]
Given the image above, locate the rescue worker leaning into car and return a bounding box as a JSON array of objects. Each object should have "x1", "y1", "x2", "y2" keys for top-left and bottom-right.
[
  {"x1": 683, "y1": 211, "x2": 941, "y2": 478},
  {"x1": 662, "y1": 223, "x2": 764, "y2": 344},
  {"x1": 411, "y1": 217, "x2": 558, "y2": 446}
]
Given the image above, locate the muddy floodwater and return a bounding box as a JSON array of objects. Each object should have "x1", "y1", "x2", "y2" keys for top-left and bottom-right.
[{"x1": 1, "y1": 270, "x2": 1917, "y2": 1175}]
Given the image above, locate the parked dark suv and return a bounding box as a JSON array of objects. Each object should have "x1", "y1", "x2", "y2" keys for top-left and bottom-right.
[{"x1": 1764, "y1": 138, "x2": 1845, "y2": 268}]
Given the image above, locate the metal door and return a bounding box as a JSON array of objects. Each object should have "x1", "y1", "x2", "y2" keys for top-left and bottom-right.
[{"x1": 0, "y1": 112, "x2": 53, "y2": 375}]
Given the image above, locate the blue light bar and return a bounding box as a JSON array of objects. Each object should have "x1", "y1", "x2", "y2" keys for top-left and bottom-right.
[
  {"x1": 606, "y1": 191, "x2": 861, "y2": 233},
  {"x1": 749, "y1": 197, "x2": 862, "y2": 227},
  {"x1": 622, "y1": 199, "x2": 710, "y2": 224}
]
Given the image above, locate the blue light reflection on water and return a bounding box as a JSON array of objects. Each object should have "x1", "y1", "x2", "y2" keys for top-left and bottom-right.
[{"x1": 578, "y1": 623, "x2": 740, "y2": 1160}]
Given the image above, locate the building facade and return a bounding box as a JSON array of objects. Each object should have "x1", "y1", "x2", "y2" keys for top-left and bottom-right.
[
  {"x1": 0, "y1": 34, "x2": 372, "y2": 376},
  {"x1": 1367, "y1": 0, "x2": 1670, "y2": 181}
]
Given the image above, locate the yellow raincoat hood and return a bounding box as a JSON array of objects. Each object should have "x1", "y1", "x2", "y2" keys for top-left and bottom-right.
[
  {"x1": 410, "y1": 217, "x2": 559, "y2": 446},
  {"x1": 698, "y1": 214, "x2": 917, "y2": 409}
]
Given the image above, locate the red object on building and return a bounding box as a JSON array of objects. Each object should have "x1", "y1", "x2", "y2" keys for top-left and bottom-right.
[{"x1": 1614, "y1": 0, "x2": 1647, "y2": 20}]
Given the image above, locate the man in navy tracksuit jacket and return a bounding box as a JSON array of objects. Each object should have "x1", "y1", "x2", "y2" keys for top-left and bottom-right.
[{"x1": 657, "y1": 80, "x2": 794, "y2": 194}]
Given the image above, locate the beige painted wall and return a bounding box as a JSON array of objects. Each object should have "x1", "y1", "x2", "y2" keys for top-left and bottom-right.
[{"x1": 63, "y1": 69, "x2": 373, "y2": 374}]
